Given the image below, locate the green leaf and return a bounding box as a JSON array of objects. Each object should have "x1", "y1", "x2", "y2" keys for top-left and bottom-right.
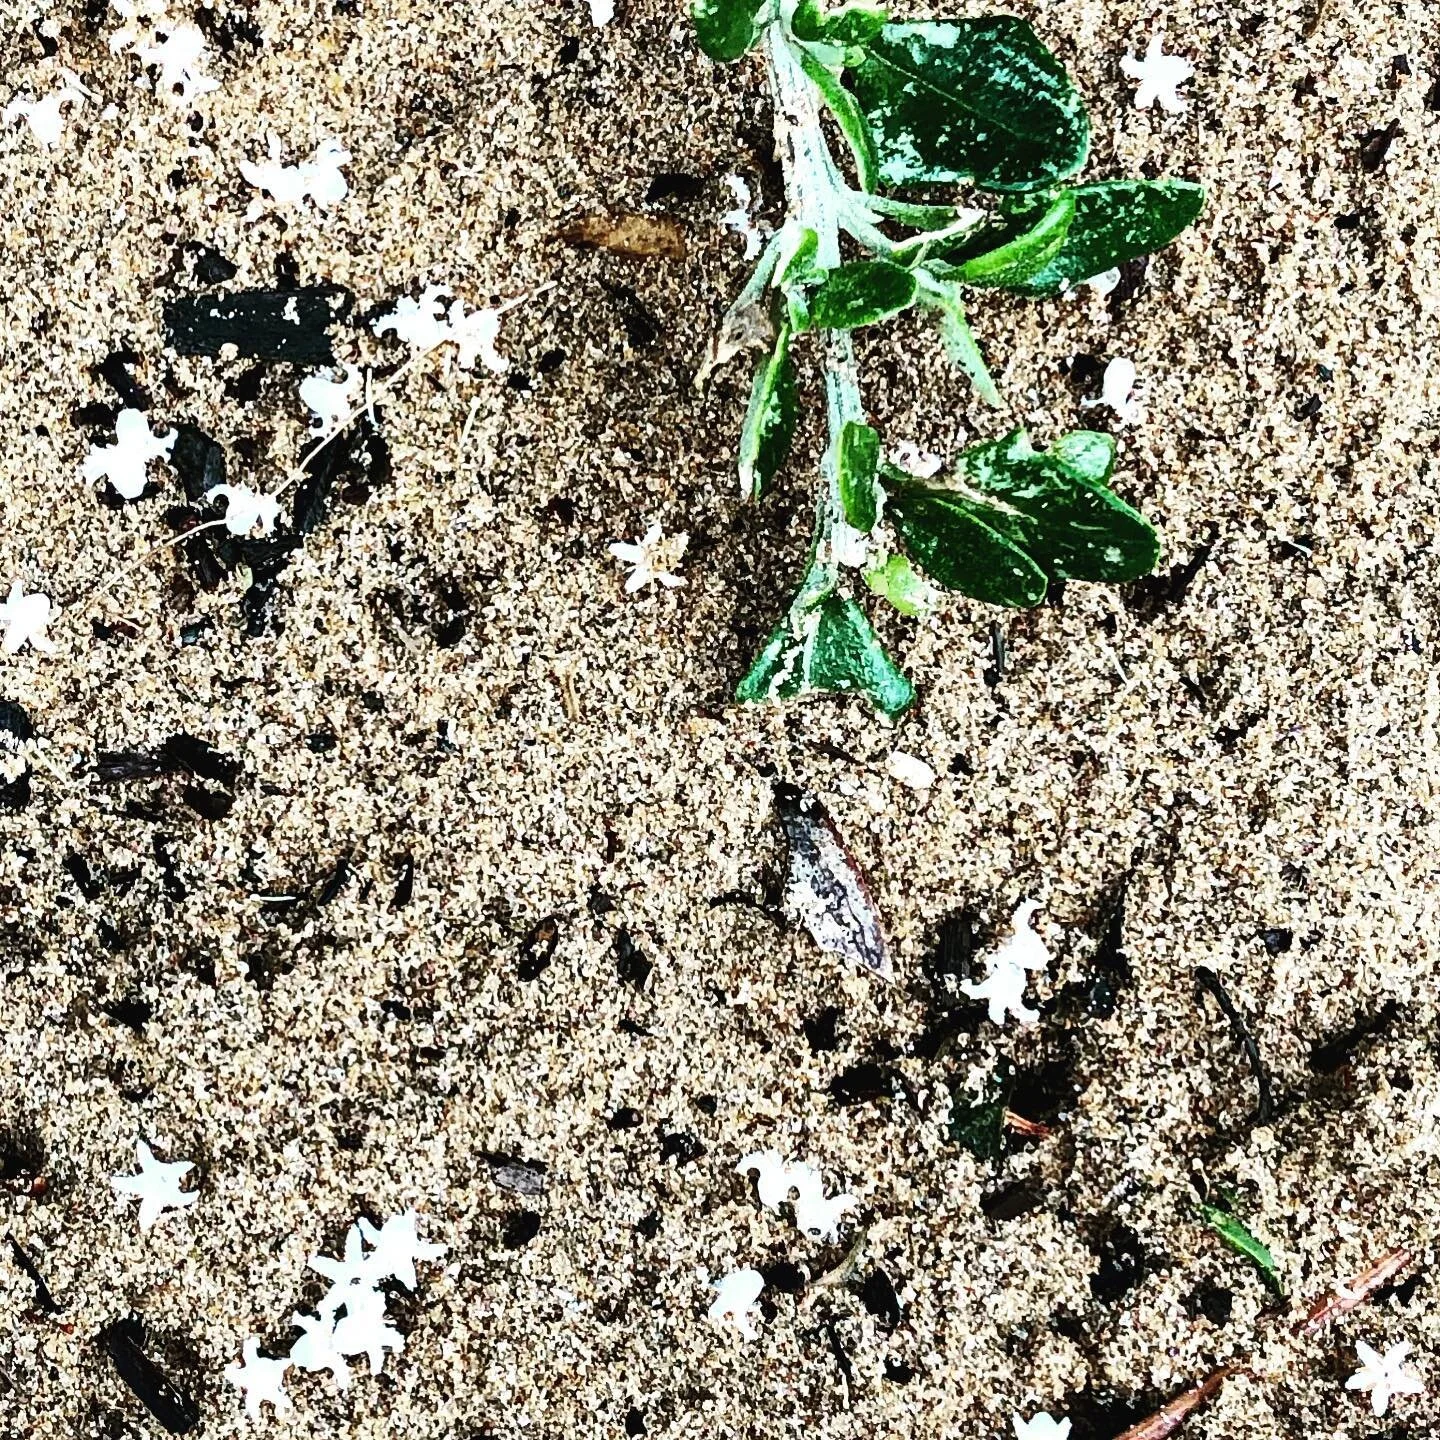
[
  {"x1": 949, "y1": 1064, "x2": 1013, "y2": 1160},
  {"x1": 791, "y1": 0, "x2": 887, "y2": 48},
  {"x1": 690, "y1": 0, "x2": 768, "y2": 61},
  {"x1": 847, "y1": 19, "x2": 1089, "y2": 192},
  {"x1": 955, "y1": 430, "x2": 1158, "y2": 582},
  {"x1": 737, "y1": 592, "x2": 914, "y2": 717},
  {"x1": 797, "y1": 46, "x2": 881, "y2": 192},
  {"x1": 913, "y1": 271, "x2": 999, "y2": 404},
  {"x1": 886, "y1": 478, "x2": 1049, "y2": 606},
  {"x1": 807, "y1": 259, "x2": 917, "y2": 330},
  {"x1": 1198, "y1": 1200, "x2": 1284, "y2": 1297},
  {"x1": 776, "y1": 223, "x2": 820, "y2": 285},
  {"x1": 1007, "y1": 179, "x2": 1206, "y2": 295},
  {"x1": 953, "y1": 192, "x2": 1075, "y2": 288},
  {"x1": 837, "y1": 421, "x2": 880, "y2": 530},
  {"x1": 738, "y1": 326, "x2": 798, "y2": 500},
  {"x1": 864, "y1": 553, "x2": 937, "y2": 616}
]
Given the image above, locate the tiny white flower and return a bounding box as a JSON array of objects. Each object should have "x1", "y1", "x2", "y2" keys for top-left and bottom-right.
[
  {"x1": 888, "y1": 440, "x2": 944, "y2": 478},
  {"x1": 887, "y1": 751, "x2": 936, "y2": 790},
  {"x1": 224, "y1": 1337, "x2": 291, "y2": 1421},
  {"x1": 609, "y1": 522, "x2": 688, "y2": 593},
  {"x1": 355, "y1": 1209, "x2": 447, "y2": 1290},
  {"x1": 206, "y1": 483, "x2": 280, "y2": 537},
  {"x1": 1346, "y1": 1340, "x2": 1424, "y2": 1416},
  {"x1": 4, "y1": 83, "x2": 82, "y2": 149},
  {"x1": 374, "y1": 285, "x2": 451, "y2": 351},
  {"x1": 708, "y1": 1267, "x2": 764, "y2": 1339},
  {"x1": 1014, "y1": 1414, "x2": 1071, "y2": 1440},
  {"x1": 446, "y1": 300, "x2": 508, "y2": 373},
  {"x1": 111, "y1": 1139, "x2": 197, "y2": 1230},
  {"x1": 738, "y1": 1152, "x2": 856, "y2": 1241},
  {"x1": 82, "y1": 408, "x2": 176, "y2": 501},
  {"x1": 720, "y1": 174, "x2": 768, "y2": 262},
  {"x1": 960, "y1": 900, "x2": 1051, "y2": 1027},
  {"x1": 1075, "y1": 267, "x2": 1122, "y2": 298},
  {"x1": 589, "y1": 0, "x2": 615, "y2": 24},
  {"x1": 138, "y1": 23, "x2": 218, "y2": 102},
  {"x1": 1121, "y1": 36, "x2": 1194, "y2": 114},
  {"x1": 0, "y1": 583, "x2": 56, "y2": 655},
  {"x1": 241, "y1": 135, "x2": 350, "y2": 211},
  {"x1": 299, "y1": 363, "x2": 360, "y2": 431},
  {"x1": 331, "y1": 1282, "x2": 404, "y2": 1376},
  {"x1": 288, "y1": 1310, "x2": 349, "y2": 1390},
  {"x1": 1084, "y1": 357, "x2": 1143, "y2": 425}
]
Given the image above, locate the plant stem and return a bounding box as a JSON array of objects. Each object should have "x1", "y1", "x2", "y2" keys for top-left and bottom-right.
[{"x1": 764, "y1": 24, "x2": 864, "y2": 611}]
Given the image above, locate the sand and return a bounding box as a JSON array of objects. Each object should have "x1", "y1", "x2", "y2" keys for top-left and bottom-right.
[{"x1": 1, "y1": 0, "x2": 1438, "y2": 1435}]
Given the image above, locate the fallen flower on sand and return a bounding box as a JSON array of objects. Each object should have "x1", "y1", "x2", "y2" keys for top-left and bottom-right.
[
  {"x1": 111, "y1": 1139, "x2": 197, "y2": 1230},
  {"x1": 961, "y1": 900, "x2": 1052, "y2": 1027},
  {"x1": 241, "y1": 135, "x2": 351, "y2": 210},
  {"x1": 708, "y1": 1267, "x2": 764, "y2": 1339},
  {"x1": 609, "y1": 522, "x2": 688, "y2": 593},
  {"x1": 0, "y1": 583, "x2": 55, "y2": 655},
  {"x1": 1346, "y1": 1340, "x2": 1424, "y2": 1416},
  {"x1": 225, "y1": 1338, "x2": 291, "y2": 1420},
  {"x1": 1085, "y1": 357, "x2": 1143, "y2": 425},
  {"x1": 738, "y1": 1151, "x2": 856, "y2": 1241},
  {"x1": 1122, "y1": 35, "x2": 1194, "y2": 114},
  {"x1": 82, "y1": 408, "x2": 176, "y2": 501},
  {"x1": 207, "y1": 483, "x2": 280, "y2": 536},
  {"x1": 1014, "y1": 1414, "x2": 1071, "y2": 1440}
]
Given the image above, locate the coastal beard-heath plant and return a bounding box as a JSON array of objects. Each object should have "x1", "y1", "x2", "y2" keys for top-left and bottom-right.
[{"x1": 693, "y1": 0, "x2": 1205, "y2": 716}]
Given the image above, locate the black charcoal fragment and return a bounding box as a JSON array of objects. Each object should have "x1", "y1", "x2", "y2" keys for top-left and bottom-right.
[
  {"x1": 517, "y1": 916, "x2": 559, "y2": 980},
  {"x1": 98, "y1": 1319, "x2": 200, "y2": 1435},
  {"x1": 8, "y1": 1234, "x2": 59, "y2": 1312},
  {"x1": 481, "y1": 1152, "x2": 547, "y2": 1197},
  {"x1": 163, "y1": 285, "x2": 351, "y2": 364}
]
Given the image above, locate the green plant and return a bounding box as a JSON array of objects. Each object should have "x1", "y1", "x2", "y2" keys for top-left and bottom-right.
[{"x1": 694, "y1": 0, "x2": 1205, "y2": 716}]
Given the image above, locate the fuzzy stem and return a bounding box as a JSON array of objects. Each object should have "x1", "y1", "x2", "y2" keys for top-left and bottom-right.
[{"x1": 765, "y1": 25, "x2": 864, "y2": 610}]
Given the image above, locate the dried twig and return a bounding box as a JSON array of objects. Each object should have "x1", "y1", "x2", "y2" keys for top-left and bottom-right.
[
  {"x1": 1113, "y1": 1366, "x2": 1240, "y2": 1440},
  {"x1": 1194, "y1": 966, "x2": 1275, "y2": 1124},
  {"x1": 1003, "y1": 1109, "x2": 1052, "y2": 1139},
  {"x1": 1294, "y1": 1246, "x2": 1415, "y2": 1337}
]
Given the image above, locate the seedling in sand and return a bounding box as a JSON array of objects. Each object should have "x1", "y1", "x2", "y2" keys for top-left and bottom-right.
[{"x1": 693, "y1": 0, "x2": 1204, "y2": 714}]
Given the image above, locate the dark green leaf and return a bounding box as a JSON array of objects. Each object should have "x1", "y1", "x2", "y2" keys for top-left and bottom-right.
[
  {"x1": 807, "y1": 259, "x2": 917, "y2": 329},
  {"x1": 737, "y1": 592, "x2": 914, "y2": 717},
  {"x1": 792, "y1": 0, "x2": 887, "y2": 48},
  {"x1": 690, "y1": 0, "x2": 767, "y2": 62},
  {"x1": 797, "y1": 47, "x2": 881, "y2": 191},
  {"x1": 837, "y1": 421, "x2": 880, "y2": 530},
  {"x1": 955, "y1": 430, "x2": 1158, "y2": 582},
  {"x1": 1006, "y1": 179, "x2": 1206, "y2": 295},
  {"x1": 738, "y1": 326, "x2": 797, "y2": 500},
  {"x1": 847, "y1": 19, "x2": 1089, "y2": 191},
  {"x1": 949, "y1": 1065, "x2": 1013, "y2": 1160},
  {"x1": 953, "y1": 192, "x2": 1075, "y2": 287},
  {"x1": 886, "y1": 474, "x2": 1049, "y2": 606},
  {"x1": 1198, "y1": 1201, "x2": 1284, "y2": 1297}
]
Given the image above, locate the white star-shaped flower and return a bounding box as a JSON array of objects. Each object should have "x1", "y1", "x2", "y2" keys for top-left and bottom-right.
[
  {"x1": 0, "y1": 582, "x2": 55, "y2": 655},
  {"x1": 373, "y1": 285, "x2": 451, "y2": 351},
  {"x1": 299, "y1": 363, "x2": 360, "y2": 431},
  {"x1": 609, "y1": 522, "x2": 687, "y2": 593},
  {"x1": 589, "y1": 0, "x2": 615, "y2": 24},
  {"x1": 241, "y1": 135, "x2": 350, "y2": 211},
  {"x1": 331, "y1": 1281, "x2": 404, "y2": 1375},
  {"x1": 82, "y1": 408, "x2": 176, "y2": 501},
  {"x1": 720, "y1": 174, "x2": 768, "y2": 261},
  {"x1": 1121, "y1": 36, "x2": 1194, "y2": 114},
  {"x1": 111, "y1": 1139, "x2": 197, "y2": 1230},
  {"x1": 708, "y1": 1267, "x2": 764, "y2": 1339},
  {"x1": 4, "y1": 82, "x2": 83, "y2": 149},
  {"x1": 310, "y1": 1224, "x2": 370, "y2": 1305},
  {"x1": 357, "y1": 1209, "x2": 447, "y2": 1289},
  {"x1": 206, "y1": 483, "x2": 280, "y2": 536},
  {"x1": 961, "y1": 899, "x2": 1052, "y2": 1026},
  {"x1": 288, "y1": 1310, "x2": 350, "y2": 1390},
  {"x1": 446, "y1": 300, "x2": 509, "y2": 373},
  {"x1": 138, "y1": 24, "x2": 218, "y2": 103},
  {"x1": 224, "y1": 1337, "x2": 292, "y2": 1421},
  {"x1": 1346, "y1": 1340, "x2": 1424, "y2": 1416},
  {"x1": 1085, "y1": 356, "x2": 1143, "y2": 425},
  {"x1": 738, "y1": 1151, "x2": 856, "y2": 1241},
  {"x1": 1015, "y1": 1413, "x2": 1071, "y2": 1440}
]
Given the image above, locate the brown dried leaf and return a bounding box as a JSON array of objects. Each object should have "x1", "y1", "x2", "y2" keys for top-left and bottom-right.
[
  {"x1": 557, "y1": 212, "x2": 687, "y2": 261},
  {"x1": 775, "y1": 783, "x2": 891, "y2": 981}
]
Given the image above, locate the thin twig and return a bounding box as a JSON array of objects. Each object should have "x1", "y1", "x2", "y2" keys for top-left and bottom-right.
[
  {"x1": 1294, "y1": 1246, "x2": 1415, "y2": 1337},
  {"x1": 66, "y1": 518, "x2": 230, "y2": 624},
  {"x1": 1194, "y1": 965, "x2": 1275, "y2": 1125},
  {"x1": 1112, "y1": 1367, "x2": 1241, "y2": 1440}
]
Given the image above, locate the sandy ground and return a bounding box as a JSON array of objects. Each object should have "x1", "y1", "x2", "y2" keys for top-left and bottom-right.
[{"x1": 1, "y1": 0, "x2": 1439, "y2": 1435}]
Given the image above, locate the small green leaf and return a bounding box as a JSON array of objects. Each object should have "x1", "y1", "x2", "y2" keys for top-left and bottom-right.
[
  {"x1": 690, "y1": 0, "x2": 768, "y2": 61},
  {"x1": 847, "y1": 19, "x2": 1089, "y2": 191},
  {"x1": 862, "y1": 194, "x2": 977, "y2": 231},
  {"x1": 955, "y1": 430, "x2": 1159, "y2": 582},
  {"x1": 1198, "y1": 1200, "x2": 1284, "y2": 1297},
  {"x1": 1006, "y1": 179, "x2": 1206, "y2": 295},
  {"x1": 807, "y1": 259, "x2": 917, "y2": 330},
  {"x1": 954, "y1": 192, "x2": 1075, "y2": 288},
  {"x1": 837, "y1": 421, "x2": 880, "y2": 530},
  {"x1": 797, "y1": 46, "x2": 881, "y2": 191},
  {"x1": 737, "y1": 592, "x2": 914, "y2": 717},
  {"x1": 949, "y1": 1064, "x2": 1013, "y2": 1160},
  {"x1": 864, "y1": 553, "x2": 938, "y2": 616},
  {"x1": 775, "y1": 224, "x2": 820, "y2": 285},
  {"x1": 914, "y1": 272, "x2": 999, "y2": 404},
  {"x1": 791, "y1": 0, "x2": 887, "y2": 47},
  {"x1": 886, "y1": 475, "x2": 1049, "y2": 606},
  {"x1": 738, "y1": 326, "x2": 798, "y2": 500}
]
